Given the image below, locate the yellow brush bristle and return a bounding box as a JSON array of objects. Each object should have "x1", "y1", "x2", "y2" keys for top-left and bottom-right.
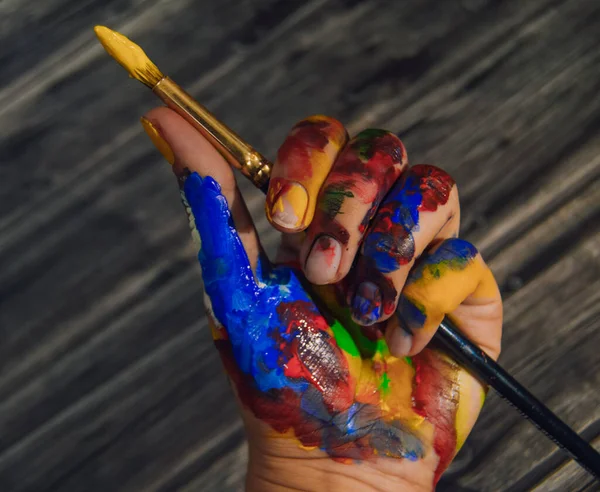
[{"x1": 94, "y1": 26, "x2": 163, "y2": 88}]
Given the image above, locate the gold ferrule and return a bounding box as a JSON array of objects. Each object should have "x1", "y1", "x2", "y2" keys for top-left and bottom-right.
[{"x1": 153, "y1": 77, "x2": 272, "y2": 190}]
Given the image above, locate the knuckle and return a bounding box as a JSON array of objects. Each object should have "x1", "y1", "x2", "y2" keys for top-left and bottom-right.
[
  {"x1": 408, "y1": 165, "x2": 457, "y2": 210},
  {"x1": 363, "y1": 229, "x2": 415, "y2": 273},
  {"x1": 351, "y1": 129, "x2": 407, "y2": 167}
]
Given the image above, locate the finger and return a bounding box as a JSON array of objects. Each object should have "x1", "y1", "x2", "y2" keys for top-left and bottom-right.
[
  {"x1": 351, "y1": 165, "x2": 459, "y2": 325},
  {"x1": 266, "y1": 115, "x2": 348, "y2": 232},
  {"x1": 302, "y1": 130, "x2": 408, "y2": 285},
  {"x1": 141, "y1": 107, "x2": 261, "y2": 269},
  {"x1": 387, "y1": 238, "x2": 502, "y2": 359},
  {"x1": 182, "y1": 172, "x2": 260, "y2": 329}
]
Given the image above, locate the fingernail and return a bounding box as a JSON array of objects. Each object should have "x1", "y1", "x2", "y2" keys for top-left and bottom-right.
[
  {"x1": 268, "y1": 181, "x2": 308, "y2": 230},
  {"x1": 305, "y1": 235, "x2": 342, "y2": 284},
  {"x1": 387, "y1": 327, "x2": 413, "y2": 357},
  {"x1": 140, "y1": 117, "x2": 175, "y2": 165},
  {"x1": 351, "y1": 282, "x2": 382, "y2": 325}
]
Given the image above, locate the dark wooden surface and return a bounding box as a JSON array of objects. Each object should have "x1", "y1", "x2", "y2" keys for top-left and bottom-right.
[{"x1": 1, "y1": 0, "x2": 599, "y2": 490}]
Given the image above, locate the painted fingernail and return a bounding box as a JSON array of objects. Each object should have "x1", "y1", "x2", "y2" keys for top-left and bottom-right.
[
  {"x1": 387, "y1": 327, "x2": 413, "y2": 357},
  {"x1": 351, "y1": 282, "x2": 382, "y2": 325},
  {"x1": 140, "y1": 117, "x2": 175, "y2": 165},
  {"x1": 268, "y1": 181, "x2": 308, "y2": 230},
  {"x1": 305, "y1": 235, "x2": 342, "y2": 284}
]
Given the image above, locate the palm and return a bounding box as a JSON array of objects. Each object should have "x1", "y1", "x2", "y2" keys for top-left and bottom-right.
[{"x1": 187, "y1": 172, "x2": 464, "y2": 474}]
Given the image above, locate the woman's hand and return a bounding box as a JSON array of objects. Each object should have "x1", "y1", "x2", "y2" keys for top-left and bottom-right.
[{"x1": 140, "y1": 109, "x2": 502, "y2": 491}]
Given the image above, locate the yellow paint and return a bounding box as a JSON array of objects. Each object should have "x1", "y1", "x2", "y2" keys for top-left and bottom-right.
[
  {"x1": 140, "y1": 117, "x2": 175, "y2": 165},
  {"x1": 267, "y1": 181, "x2": 309, "y2": 229},
  {"x1": 302, "y1": 117, "x2": 346, "y2": 227},
  {"x1": 94, "y1": 26, "x2": 163, "y2": 87},
  {"x1": 298, "y1": 442, "x2": 319, "y2": 451},
  {"x1": 312, "y1": 282, "x2": 433, "y2": 445},
  {"x1": 403, "y1": 257, "x2": 497, "y2": 333},
  {"x1": 263, "y1": 427, "x2": 320, "y2": 451},
  {"x1": 454, "y1": 371, "x2": 472, "y2": 450},
  {"x1": 379, "y1": 358, "x2": 426, "y2": 429},
  {"x1": 473, "y1": 265, "x2": 500, "y2": 299},
  {"x1": 454, "y1": 369, "x2": 486, "y2": 451},
  {"x1": 269, "y1": 115, "x2": 347, "y2": 230}
]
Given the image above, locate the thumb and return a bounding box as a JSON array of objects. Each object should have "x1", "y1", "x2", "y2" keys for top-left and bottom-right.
[
  {"x1": 183, "y1": 172, "x2": 261, "y2": 328},
  {"x1": 141, "y1": 107, "x2": 262, "y2": 271}
]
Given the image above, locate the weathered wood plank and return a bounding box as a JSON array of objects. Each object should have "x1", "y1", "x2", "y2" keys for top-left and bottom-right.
[
  {"x1": 530, "y1": 436, "x2": 600, "y2": 491},
  {"x1": 1, "y1": 0, "x2": 599, "y2": 490}
]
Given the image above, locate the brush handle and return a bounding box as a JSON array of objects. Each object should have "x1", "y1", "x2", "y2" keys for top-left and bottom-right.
[
  {"x1": 256, "y1": 174, "x2": 600, "y2": 479},
  {"x1": 437, "y1": 318, "x2": 600, "y2": 479},
  {"x1": 154, "y1": 78, "x2": 272, "y2": 191}
]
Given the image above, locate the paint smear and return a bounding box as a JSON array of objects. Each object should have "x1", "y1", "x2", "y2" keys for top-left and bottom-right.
[{"x1": 183, "y1": 171, "x2": 480, "y2": 484}]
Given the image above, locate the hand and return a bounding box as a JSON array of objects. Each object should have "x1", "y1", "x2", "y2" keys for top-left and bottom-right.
[{"x1": 140, "y1": 110, "x2": 502, "y2": 491}]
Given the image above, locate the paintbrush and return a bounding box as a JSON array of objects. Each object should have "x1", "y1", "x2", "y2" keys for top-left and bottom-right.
[
  {"x1": 94, "y1": 26, "x2": 271, "y2": 194},
  {"x1": 93, "y1": 26, "x2": 600, "y2": 479}
]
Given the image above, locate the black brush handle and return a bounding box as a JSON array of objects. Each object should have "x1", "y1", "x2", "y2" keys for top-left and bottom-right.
[
  {"x1": 437, "y1": 317, "x2": 600, "y2": 479},
  {"x1": 258, "y1": 177, "x2": 600, "y2": 479}
]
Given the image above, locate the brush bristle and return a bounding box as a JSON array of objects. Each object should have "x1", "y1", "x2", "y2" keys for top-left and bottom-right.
[{"x1": 94, "y1": 26, "x2": 163, "y2": 88}]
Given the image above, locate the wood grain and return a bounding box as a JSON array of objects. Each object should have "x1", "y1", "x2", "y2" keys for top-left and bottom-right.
[
  {"x1": 0, "y1": 0, "x2": 599, "y2": 490},
  {"x1": 530, "y1": 436, "x2": 600, "y2": 491}
]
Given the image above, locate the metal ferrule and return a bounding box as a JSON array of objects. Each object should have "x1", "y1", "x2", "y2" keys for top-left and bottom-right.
[{"x1": 153, "y1": 77, "x2": 272, "y2": 191}]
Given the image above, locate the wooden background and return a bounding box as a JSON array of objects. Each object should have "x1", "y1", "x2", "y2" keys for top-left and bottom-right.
[{"x1": 1, "y1": 0, "x2": 599, "y2": 490}]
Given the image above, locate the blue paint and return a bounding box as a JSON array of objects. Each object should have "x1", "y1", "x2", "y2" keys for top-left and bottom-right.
[
  {"x1": 351, "y1": 281, "x2": 382, "y2": 325},
  {"x1": 425, "y1": 238, "x2": 477, "y2": 265},
  {"x1": 395, "y1": 238, "x2": 478, "y2": 331},
  {"x1": 362, "y1": 172, "x2": 424, "y2": 274},
  {"x1": 351, "y1": 295, "x2": 381, "y2": 325},
  {"x1": 407, "y1": 238, "x2": 478, "y2": 283},
  {"x1": 396, "y1": 295, "x2": 427, "y2": 333},
  {"x1": 390, "y1": 172, "x2": 423, "y2": 231},
  {"x1": 184, "y1": 171, "x2": 424, "y2": 461},
  {"x1": 184, "y1": 172, "x2": 310, "y2": 393}
]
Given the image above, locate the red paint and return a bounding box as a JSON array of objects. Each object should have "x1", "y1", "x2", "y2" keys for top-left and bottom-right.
[
  {"x1": 411, "y1": 165, "x2": 455, "y2": 212},
  {"x1": 215, "y1": 338, "x2": 367, "y2": 454},
  {"x1": 268, "y1": 117, "x2": 347, "y2": 216},
  {"x1": 268, "y1": 178, "x2": 296, "y2": 204},
  {"x1": 351, "y1": 165, "x2": 455, "y2": 324},
  {"x1": 275, "y1": 117, "x2": 346, "y2": 182},
  {"x1": 310, "y1": 131, "x2": 408, "y2": 253},
  {"x1": 324, "y1": 132, "x2": 407, "y2": 206},
  {"x1": 312, "y1": 236, "x2": 339, "y2": 268},
  {"x1": 412, "y1": 349, "x2": 458, "y2": 485},
  {"x1": 277, "y1": 301, "x2": 355, "y2": 413}
]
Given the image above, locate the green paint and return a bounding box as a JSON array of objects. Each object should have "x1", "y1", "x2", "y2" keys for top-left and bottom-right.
[
  {"x1": 330, "y1": 319, "x2": 360, "y2": 357},
  {"x1": 353, "y1": 129, "x2": 388, "y2": 161},
  {"x1": 353, "y1": 327, "x2": 379, "y2": 357},
  {"x1": 321, "y1": 186, "x2": 353, "y2": 219},
  {"x1": 374, "y1": 338, "x2": 390, "y2": 357},
  {"x1": 317, "y1": 302, "x2": 393, "y2": 359},
  {"x1": 332, "y1": 308, "x2": 380, "y2": 358},
  {"x1": 425, "y1": 256, "x2": 471, "y2": 279},
  {"x1": 379, "y1": 372, "x2": 391, "y2": 395}
]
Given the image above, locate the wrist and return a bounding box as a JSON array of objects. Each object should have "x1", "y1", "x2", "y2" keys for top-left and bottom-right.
[{"x1": 245, "y1": 440, "x2": 435, "y2": 492}]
